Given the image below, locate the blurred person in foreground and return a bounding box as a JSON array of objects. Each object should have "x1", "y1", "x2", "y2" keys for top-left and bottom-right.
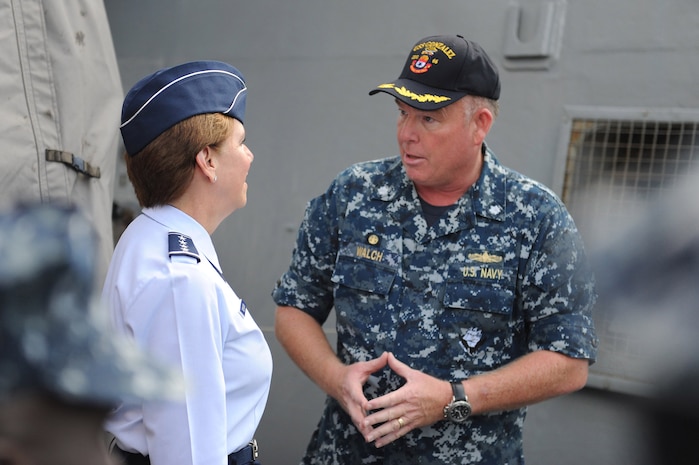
[
  {"x1": 102, "y1": 61, "x2": 272, "y2": 465},
  {"x1": 273, "y1": 35, "x2": 598, "y2": 464},
  {"x1": 588, "y1": 168, "x2": 699, "y2": 465},
  {"x1": 0, "y1": 203, "x2": 183, "y2": 465}
]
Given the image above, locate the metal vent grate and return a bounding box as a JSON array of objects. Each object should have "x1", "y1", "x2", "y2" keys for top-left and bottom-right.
[
  {"x1": 558, "y1": 111, "x2": 699, "y2": 394},
  {"x1": 564, "y1": 119, "x2": 698, "y2": 220}
]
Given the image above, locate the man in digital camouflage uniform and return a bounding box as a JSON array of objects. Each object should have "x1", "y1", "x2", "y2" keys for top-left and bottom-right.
[{"x1": 273, "y1": 35, "x2": 598, "y2": 464}]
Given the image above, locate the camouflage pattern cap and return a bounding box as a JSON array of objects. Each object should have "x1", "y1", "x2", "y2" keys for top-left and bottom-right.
[{"x1": 0, "y1": 203, "x2": 184, "y2": 406}]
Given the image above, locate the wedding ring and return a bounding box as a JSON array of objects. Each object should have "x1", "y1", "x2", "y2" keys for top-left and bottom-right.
[{"x1": 397, "y1": 417, "x2": 405, "y2": 428}]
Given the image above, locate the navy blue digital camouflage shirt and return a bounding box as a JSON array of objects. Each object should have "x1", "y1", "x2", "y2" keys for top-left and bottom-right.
[{"x1": 273, "y1": 146, "x2": 598, "y2": 465}]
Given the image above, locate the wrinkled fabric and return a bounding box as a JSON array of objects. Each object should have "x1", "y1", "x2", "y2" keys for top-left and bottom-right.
[
  {"x1": 0, "y1": 0, "x2": 122, "y2": 283},
  {"x1": 273, "y1": 148, "x2": 598, "y2": 464}
]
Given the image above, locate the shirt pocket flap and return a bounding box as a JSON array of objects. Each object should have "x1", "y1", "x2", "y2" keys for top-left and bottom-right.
[
  {"x1": 444, "y1": 265, "x2": 516, "y2": 315},
  {"x1": 331, "y1": 244, "x2": 398, "y2": 295}
]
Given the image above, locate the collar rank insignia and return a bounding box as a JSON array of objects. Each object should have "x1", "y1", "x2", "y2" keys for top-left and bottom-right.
[{"x1": 168, "y1": 232, "x2": 201, "y2": 262}]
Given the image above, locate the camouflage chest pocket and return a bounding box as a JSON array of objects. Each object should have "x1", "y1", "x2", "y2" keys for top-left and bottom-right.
[
  {"x1": 331, "y1": 243, "x2": 400, "y2": 295},
  {"x1": 440, "y1": 257, "x2": 518, "y2": 366},
  {"x1": 443, "y1": 260, "x2": 516, "y2": 315}
]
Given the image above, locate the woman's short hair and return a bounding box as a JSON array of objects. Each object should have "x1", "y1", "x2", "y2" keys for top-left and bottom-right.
[{"x1": 126, "y1": 113, "x2": 234, "y2": 207}]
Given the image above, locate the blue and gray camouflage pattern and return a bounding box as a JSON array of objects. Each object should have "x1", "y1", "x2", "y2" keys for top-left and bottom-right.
[
  {"x1": 273, "y1": 147, "x2": 598, "y2": 464},
  {"x1": 0, "y1": 203, "x2": 184, "y2": 406}
]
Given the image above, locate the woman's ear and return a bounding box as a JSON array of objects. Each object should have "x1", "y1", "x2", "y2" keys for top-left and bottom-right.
[{"x1": 194, "y1": 146, "x2": 217, "y2": 184}]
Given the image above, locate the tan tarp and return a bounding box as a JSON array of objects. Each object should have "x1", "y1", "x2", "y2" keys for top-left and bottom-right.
[{"x1": 0, "y1": 0, "x2": 123, "y2": 283}]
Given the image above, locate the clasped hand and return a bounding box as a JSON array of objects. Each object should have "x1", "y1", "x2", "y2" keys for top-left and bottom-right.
[{"x1": 336, "y1": 352, "x2": 449, "y2": 448}]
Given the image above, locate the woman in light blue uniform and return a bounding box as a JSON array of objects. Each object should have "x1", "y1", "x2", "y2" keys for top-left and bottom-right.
[{"x1": 102, "y1": 61, "x2": 272, "y2": 465}]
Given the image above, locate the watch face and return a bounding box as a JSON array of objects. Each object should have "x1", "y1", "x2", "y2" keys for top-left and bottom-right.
[{"x1": 448, "y1": 401, "x2": 472, "y2": 423}]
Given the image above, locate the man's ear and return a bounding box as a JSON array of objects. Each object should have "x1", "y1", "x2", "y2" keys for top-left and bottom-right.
[
  {"x1": 0, "y1": 437, "x2": 31, "y2": 465},
  {"x1": 472, "y1": 107, "x2": 494, "y2": 145}
]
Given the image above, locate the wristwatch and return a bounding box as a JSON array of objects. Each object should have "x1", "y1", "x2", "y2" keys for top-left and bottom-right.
[{"x1": 443, "y1": 381, "x2": 472, "y2": 423}]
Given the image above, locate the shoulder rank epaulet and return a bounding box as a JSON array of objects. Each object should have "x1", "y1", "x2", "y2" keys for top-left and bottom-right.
[{"x1": 168, "y1": 232, "x2": 201, "y2": 262}]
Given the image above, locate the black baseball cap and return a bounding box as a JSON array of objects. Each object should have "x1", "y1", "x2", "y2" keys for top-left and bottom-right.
[{"x1": 369, "y1": 34, "x2": 500, "y2": 110}]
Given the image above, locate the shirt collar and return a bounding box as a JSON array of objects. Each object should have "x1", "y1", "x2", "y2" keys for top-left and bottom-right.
[
  {"x1": 368, "y1": 144, "x2": 507, "y2": 223},
  {"x1": 141, "y1": 205, "x2": 219, "y2": 266},
  {"x1": 471, "y1": 144, "x2": 507, "y2": 222}
]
